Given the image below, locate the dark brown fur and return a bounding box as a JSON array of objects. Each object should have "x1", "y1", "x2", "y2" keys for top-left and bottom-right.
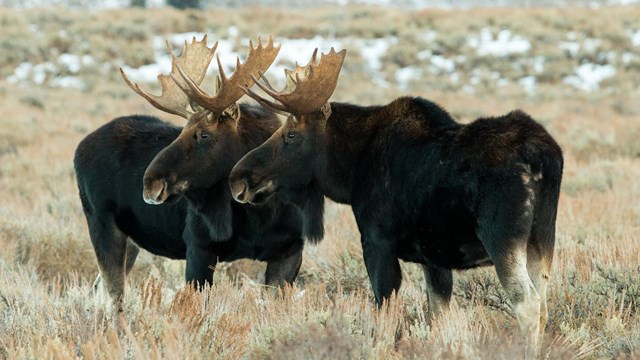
[
  {"x1": 230, "y1": 96, "x2": 563, "y2": 356},
  {"x1": 74, "y1": 104, "x2": 306, "y2": 311}
]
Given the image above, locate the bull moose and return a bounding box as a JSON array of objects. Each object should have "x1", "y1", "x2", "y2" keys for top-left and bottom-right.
[
  {"x1": 229, "y1": 48, "x2": 563, "y2": 356},
  {"x1": 74, "y1": 36, "x2": 316, "y2": 311}
]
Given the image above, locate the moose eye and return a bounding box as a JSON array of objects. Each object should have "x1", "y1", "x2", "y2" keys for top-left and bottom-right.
[
  {"x1": 287, "y1": 132, "x2": 296, "y2": 139},
  {"x1": 200, "y1": 131, "x2": 209, "y2": 140}
]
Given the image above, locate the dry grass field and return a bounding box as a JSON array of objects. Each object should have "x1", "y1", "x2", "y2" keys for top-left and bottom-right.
[{"x1": 0, "y1": 5, "x2": 639, "y2": 359}]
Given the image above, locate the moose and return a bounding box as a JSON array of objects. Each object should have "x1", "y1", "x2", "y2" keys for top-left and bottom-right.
[
  {"x1": 74, "y1": 36, "x2": 318, "y2": 311},
  {"x1": 229, "y1": 48, "x2": 563, "y2": 356}
]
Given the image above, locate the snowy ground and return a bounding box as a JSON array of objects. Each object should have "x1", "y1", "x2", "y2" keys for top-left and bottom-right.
[{"x1": 6, "y1": 26, "x2": 634, "y2": 95}]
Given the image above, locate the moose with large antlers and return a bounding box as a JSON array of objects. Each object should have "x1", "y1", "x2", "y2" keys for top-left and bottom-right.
[
  {"x1": 230, "y1": 48, "x2": 563, "y2": 356},
  {"x1": 74, "y1": 36, "x2": 319, "y2": 311}
]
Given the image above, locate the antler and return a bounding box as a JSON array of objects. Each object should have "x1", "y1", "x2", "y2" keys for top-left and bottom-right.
[
  {"x1": 172, "y1": 35, "x2": 281, "y2": 114},
  {"x1": 242, "y1": 47, "x2": 347, "y2": 116},
  {"x1": 120, "y1": 35, "x2": 217, "y2": 119}
]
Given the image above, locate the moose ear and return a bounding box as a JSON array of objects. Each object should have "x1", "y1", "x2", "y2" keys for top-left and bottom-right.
[
  {"x1": 221, "y1": 103, "x2": 241, "y2": 122},
  {"x1": 320, "y1": 102, "x2": 332, "y2": 119}
]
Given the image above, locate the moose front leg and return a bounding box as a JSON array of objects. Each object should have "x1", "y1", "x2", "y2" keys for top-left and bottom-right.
[
  {"x1": 183, "y1": 214, "x2": 218, "y2": 289},
  {"x1": 265, "y1": 244, "x2": 303, "y2": 287},
  {"x1": 185, "y1": 245, "x2": 217, "y2": 289},
  {"x1": 359, "y1": 226, "x2": 402, "y2": 307}
]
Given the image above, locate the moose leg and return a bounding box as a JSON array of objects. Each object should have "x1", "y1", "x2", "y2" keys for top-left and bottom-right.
[
  {"x1": 422, "y1": 263, "x2": 453, "y2": 322},
  {"x1": 265, "y1": 245, "x2": 303, "y2": 287},
  {"x1": 479, "y1": 227, "x2": 541, "y2": 358},
  {"x1": 125, "y1": 239, "x2": 140, "y2": 276},
  {"x1": 526, "y1": 240, "x2": 553, "y2": 338},
  {"x1": 359, "y1": 226, "x2": 402, "y2": 308},
  {"x1": 185, "y1": 245, "x2": 217, "y2": 289},
  {"x1": 527, "y1": 188, "x2": 558, "y2": 338},
  {"x1": 477, "y1": 177, "x2": 544, "y2": 358},
  {"x1": 492, "y1": 245, "x2": 541, "y2": 358},
  {"x1": 87, "y1": 217, "x2": 128, "y2": 311}
]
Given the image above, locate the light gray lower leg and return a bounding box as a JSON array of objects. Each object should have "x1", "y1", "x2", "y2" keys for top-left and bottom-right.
[
  {"x1": 422, "y1": 264, "x2": 453, "y2": 322},
  {"x1": 494, "y1": 246, "x2": 541, "y2": 358},
  {"x1": 527, "y1": 245, "x2": 552, "y2": 336}
]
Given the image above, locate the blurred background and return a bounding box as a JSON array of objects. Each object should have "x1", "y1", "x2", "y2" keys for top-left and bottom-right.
[{"x1": 0, "y1": 1, "x2": 639, "y2": 359}]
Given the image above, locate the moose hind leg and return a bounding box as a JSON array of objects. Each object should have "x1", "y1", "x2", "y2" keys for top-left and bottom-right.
[
  {"x1": 477, "y1": 176, "x2": 545, "y2": 357},
  {"x1": 490, "y1": 243, "x2": 541, "y2": 358},
  {"x1": 87, "y1": 216, "x2": 128, "y2": 312},
  {"x1": 526, "y1": 241, "x2": 553, "y2": 337},
  {"x1": 422, "y1": 263, "x2": 453, "y2": 323},
  {"x1": 265, "y1": 243, "x2": 303, "y2": 287}
]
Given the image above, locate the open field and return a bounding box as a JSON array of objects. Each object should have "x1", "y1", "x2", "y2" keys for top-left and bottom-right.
[{"x1": 1, "y1": 5, "x2": 639, "y2": 359}]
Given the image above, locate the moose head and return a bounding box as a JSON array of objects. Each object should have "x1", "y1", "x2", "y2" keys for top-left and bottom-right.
[
  {"x1": 121, "y1": 35, "x2": 280, "y2": 205},
  {"x1": 229, "y1": 48, "x2": 346, "y2": 205}
]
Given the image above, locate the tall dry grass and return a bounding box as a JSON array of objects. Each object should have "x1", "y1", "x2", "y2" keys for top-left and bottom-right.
[{"x1": 0, "y1": 5, "x2": 639, "y2": 359}]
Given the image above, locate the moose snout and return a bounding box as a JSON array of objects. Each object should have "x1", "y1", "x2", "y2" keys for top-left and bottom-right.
[
  {"x1": 231, "y1": 179, "x2": 250, "y2": 204},
  {"x1": 143, "y1": 178, "x2": 169, "y2": 205}
]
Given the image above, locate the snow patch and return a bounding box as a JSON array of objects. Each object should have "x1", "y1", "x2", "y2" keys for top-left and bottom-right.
[
  {"x1": 582, "y1": 38, "x2": 601, "y2": 53},
  {"x1": 227, "y1": 26, "x2": 239, "y2": 39},
  {"x1": 559, "y1": 41, "x2": 580, "y2": 57},
  {"x1": 622, "y1": 52, "x2": 635, "y2": 64},
  {"x1": 519, "y1": 76, "x2": 537, "y2": 95},
  {"x1": 417, "y1": 50, "x2": 456, "y2": 74},
  {"x1": 7, "y1": 61, "x2": 56, "y2": 85},
  {"x1": 8, "y1": 53, "x2": 94, "y2": 88},
  {"x1": 420, "y1": 30, "x2": 438, "y2": 42},
  {"x1": 533, "y1": 56, "x2": 545, "y2": 73},
  {"x1": 58, "y1": 54, "x2": 94, "y2": 73},
  {"x1": 354, "y1": 37, "x2": 397, "y2": 87},
  {"x1": 50, "y1": 76, "x2": 84, "y2": 89},
  {"x1": 431, "y1": 55, "x2": 455, "y2": 73},
  {"x1": 629, "y1": 29, "x2": 640, "y2": 47},
  {"x1": 395, "y1": 66, "x2": 422, "y2": 90},
  {"x1": 563, "y1": 63, "x2": 616, "y2": 91},
  {"x1": 467, "y1": 29, "x2": 531, "y2": 57}
]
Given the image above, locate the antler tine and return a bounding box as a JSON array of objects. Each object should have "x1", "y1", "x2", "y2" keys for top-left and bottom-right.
[
  {"x1": 240, "y1": 73, "x2": 286, "y2": 111},
  {"x1": 172, "y1": 34, "x2": 281, "y2": 114},
  {"x1": 167, "y1": 36, "x2": 217, "y2": 91},
  {"x1": 121, "y1": 35, "x2": 217, "y2": 119},
  {"x1": 240, "y1": 83, "x2": 289, "y2": 114},
  {"x1": 120, "y1": 67, "x2": 192, "y2": 119},
  {"x1": 252, "y1": 71, "x2": 281, "y2": 96},
  {"x1": 249, "y1": 47, "x2": 346, "y2": 116},
  {"x1": 216, "y1": 55, "x2": 227, "y2": 83},
  {"x1": 171, "y1": 62, "x2": 212, "y2": 107}
]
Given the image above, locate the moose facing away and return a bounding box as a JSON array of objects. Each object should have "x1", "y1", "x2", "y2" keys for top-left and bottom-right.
[
  {"x1": 74, "y1": 36, "x2": 315, "y2": 311},
  {"x1": 230, "y1": 48, "x2": 563, "y2": 356}
]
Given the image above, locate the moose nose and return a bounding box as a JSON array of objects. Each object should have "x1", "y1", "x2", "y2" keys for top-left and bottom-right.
[
  {"x1": 143, "y1": 178, "x2": 169, "y2": 205},
  {"x1": 231, "y1": 180, "x2": 249, "y2": 203}
]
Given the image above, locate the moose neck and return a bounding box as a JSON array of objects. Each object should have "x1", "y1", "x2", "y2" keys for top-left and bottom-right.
[
  {"x1": 314, "y1": 102, "x2": 385, "y2": 204},
  {"x1": 314, "y1": 97, "x2": 460, "y2": 205},
  {"x1": 180, "y1": 104, "x2": 279, "y2": 241}
]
